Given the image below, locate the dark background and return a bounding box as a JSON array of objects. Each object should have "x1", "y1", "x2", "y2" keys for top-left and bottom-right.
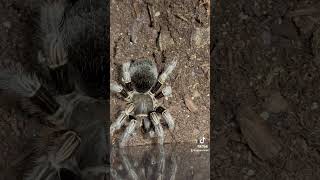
[{"x1": 211, "y1": 0, "x2": 320, "y2": 179}]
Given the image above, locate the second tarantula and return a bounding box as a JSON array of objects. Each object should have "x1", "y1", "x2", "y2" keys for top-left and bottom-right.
[{"x1": 111, "y1": 59, "x2": 177, "y2": 147}]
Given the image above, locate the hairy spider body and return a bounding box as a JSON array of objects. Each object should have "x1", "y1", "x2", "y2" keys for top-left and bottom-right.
[{"x1": 111, "y1": 59, "x2": 177, "y2": 147}]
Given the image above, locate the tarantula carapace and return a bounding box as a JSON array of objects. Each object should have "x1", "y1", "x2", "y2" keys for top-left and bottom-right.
[
  {"x1": 110, "y1": 59, "x2": 177, "y2": 147},
  {"x1": 0, "y1": 0, "x2": 108, "y2": 179}
]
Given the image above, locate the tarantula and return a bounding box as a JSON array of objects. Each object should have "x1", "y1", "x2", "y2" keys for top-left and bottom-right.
[
  {"x1": 0, "y1": 0, "x2": 108, "y2": 179},
  {"x1": 110, "y1": 59, "x2": 177, "y2": 147}
]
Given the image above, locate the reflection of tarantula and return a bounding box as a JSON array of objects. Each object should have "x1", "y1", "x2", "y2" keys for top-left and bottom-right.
[
  {"x1": 110, "y1": 146, "x2": 177, "y2": 180},
  {"x1": 0, "y1": 0, "x2": 107, "y2": 179},
  {"x1": 110, "y1": 59, "x2": 177, "y2": 147}
]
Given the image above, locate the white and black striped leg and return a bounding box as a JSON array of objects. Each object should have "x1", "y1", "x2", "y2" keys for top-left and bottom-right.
[
  {"x1": 40, "y1": 0, "x2": 74, "y2": 94},
  {"x1": 110, "y1": 82, "x2": 130, "y2": 99},
  {"x1": 110, "y1": 103, "x2": 135, "y2": 136},
  {"x1": 119, "y1": 116, "x2": 137, "y2": 148},
  {"x1": 0, "y1": 60, "x2": 60, "y2": 115},
  {"x1": 55, "y1": 131, "x2": 81, "y2": 163},
  {"x1": 122, "y1": 62, "x2": 134, "y2": 91},
  {"x1": 151, "y1": 60, "x2": 177, "y2": 94},
  {"x1": 155, "y1": 85, "x2": 172, "y2": 99},
  {"x1": 156, "y1": 106, "x2": 175, "y2": 131},
  {"x1": 150, "y1": 112, "x2": 164, "y2": 145}
]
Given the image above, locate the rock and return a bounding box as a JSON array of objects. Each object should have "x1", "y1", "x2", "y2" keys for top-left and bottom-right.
[
  {"x1": 154, "y1": 11, "x2": 160, "y2": 17},
  {"x1": 184, "y1": 95, "x2": 198, "y2": 113},
  {"x1": 192, "y1": 90, "x2": 201, "y2": 98},
  {"x1": 238, "y1": 106, "x2": 282, "y2": 161},
  {"x1": 191, "y1": 27, "x2": 209, "y2": 48},
  {"x1": 264, "y1": 92, "x2": 288, "y2": 113},
  {"x1": 158, "y1": 30, "x2": 174, "y2": 51}
]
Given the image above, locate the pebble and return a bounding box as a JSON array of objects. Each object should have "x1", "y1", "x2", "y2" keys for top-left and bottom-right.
[
  {"x1": 154, "y1": 11, "x2": 160, "y2": 17},
  {"x1": 192, "y1": 90, "x2": 201, "y2": 98},
  {"x1": 184, "y1": 95, "x2": 198, "y2": 113}
]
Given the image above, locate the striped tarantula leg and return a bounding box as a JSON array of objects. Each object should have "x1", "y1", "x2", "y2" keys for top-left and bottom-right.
[
  {"x1": 119, "y1": 116, "x2": 137, "y2": 148},
  {"x1": 110, "y1": 103, "x2": 135, "y2": 136},
  {"x1": 39, "y1": 0, "x2": 74, "y2": 94},
  {"x1": 0, "y1": 60, "x2": 59, "y2": 114},
  {"x1": 110, "y1": 82, "x2": 130, "y2": 99},
  {"x1": 122, "y1": 62, "x2": 133, "y2": 91},
  {"x1": 155, "y1": 85, "x2": 172, "y2": 99},
  {"x1": 151, "y1": 60, "x2": 177, "y2": 94},
  {"x1": 150, "y1": 112, "x2": 164, "y2": 145},
  {"x1": 55, "y1": 130, "x2": 81, "y2": 163},
  {"x1": 156, "y1": 106, "x2": 175, "y2": 130}
]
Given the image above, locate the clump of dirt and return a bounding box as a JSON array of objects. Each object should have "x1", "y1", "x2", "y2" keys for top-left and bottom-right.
[
  {"x1": 110, "y1": 0, "x2": 210, "y2": 146},
  {"x1": 212, "y1": 0, "x2": 320, "y2": 179}
]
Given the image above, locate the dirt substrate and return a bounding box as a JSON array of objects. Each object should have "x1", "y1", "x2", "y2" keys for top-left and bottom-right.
[{"x1": 212, "y1": 0, "x2": 320, "y2": 179}]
